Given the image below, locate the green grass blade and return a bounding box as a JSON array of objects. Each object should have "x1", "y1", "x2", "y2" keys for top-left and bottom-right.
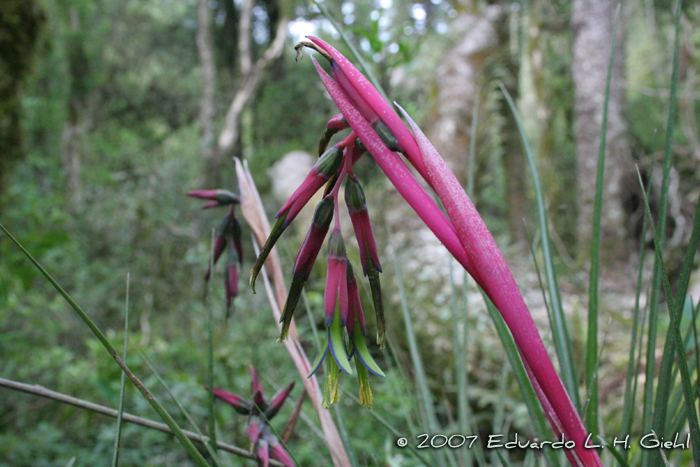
[
  {"x1": 340, "y1": 388, "x2": 434, "y2": 467},
  {"x1": 621, "y1": 152, "x2": 655, "y2": 452},
  {"x1": 637, "y1": 167, "x2": 700, "y2": 463},
  {"x1": 646, "y1": 3, "x2": 687, "y2": 465},
  {"x1": 207, "y1": 229, "x2": 217, "y2": 457},
  {"x1": 0, "y1": 223, "x2": 212, "y2": 467},
  {"x1": 391, "y1": 246, "x2": 446, "y2": 467},
  {"x1": 498, "y1": 83, "x2": 579, "y2": 410},
  {"x1": 111, "y1": 274, "x2": 130, "y2": 467},
  {"x1": 481, "y1": 291, "x2": 560, "y2": 467},
  {"x1": 134, "y1": 346, "x2": 221, "y2": 467},
  {"x1": 585, "y1": 4, "x2": 621, "y2": 433}
]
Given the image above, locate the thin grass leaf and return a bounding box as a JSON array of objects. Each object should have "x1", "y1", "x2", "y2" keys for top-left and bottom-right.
[
  {"x1": 598, "y1": 435, "x2": 631, "y2": 467},
  {"x1": 586, "y1": 4, "x2": 621, "y2": 433},
  {"x1": 637, "y1": 166, "x2": 700, "y2": 463},
  {"x1": 133, "y1": 345, "x2": 221, "y2": 467},
  {"x1": 621, "y1": 147, "x2": 656, "y2": 453},
  {"x1": 111, "y1": 274, "x2": 130, "y2": 467},
  {"x1": 498, "y1": 83, "x2": 579, "y2": 410},
  {"x1": 449, "y1": 258, "x2": 485, "y2": 467},
  {"x1": 0, "y1": 223, "x2": 212, "y2": 467},
  {"x1": 481, "y1": 292, "x2": 560, "y2": 467},
  {"x1": 391, "y1": 245, "x2": 446, "y2": 467},
  {"x1": 340, "y1": 388, "x2": 433, "y2": 467},
  {"x1": 207, "y1": 228, "x2": 218, "y2": 457},
  {"x1": 647, "y1": 4, "x2": 688, "y2": 465},
  {"x1": 332, "y1": 404, "x2": 358, "y2": 467}
]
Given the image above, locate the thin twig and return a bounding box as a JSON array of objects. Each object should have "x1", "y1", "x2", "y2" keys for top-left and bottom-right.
[{"x1": 0, "y1": 378, "x2": 285, "y2": 467}]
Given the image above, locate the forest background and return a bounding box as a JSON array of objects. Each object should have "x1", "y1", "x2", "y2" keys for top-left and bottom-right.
[{"x1": 1, "y1": 0, "x2": 699, "y2": 466}]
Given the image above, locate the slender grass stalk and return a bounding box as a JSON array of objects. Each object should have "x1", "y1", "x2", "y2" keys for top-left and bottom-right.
[
  {"x1": 207, "y1": 228, "x2": 218, "y2": 456},
  {"x1": 481, "y1": 292, "x2": 560, "y2": 467},
  {"x1": 339, "y1": 388, "x2": 433, "y2": 467},
  {"x1": 586, "y1": 4, "x2": 621, "y2": 433},
  {"x1": 0, "y1": 223, "x2": 211, "y2": 467},
  {"x1": 331, "y1": 404, "x2": 357, "y2": 467},
  {"x1": 391, "y1": 246, "x2": 447, "y2": 467},
  {"x1": 0, "y1": 378, "x2": 284, "y2": 466},
  {"x1": 621, "y1": 151, "x2": 656, "y2": 454},
  {"x1": 646, "y1": 4, "x2": 687, "y2": 466},
  {"x1": 134, "y1": 346, "x2": 221, "y2": 467},
  {"x1": 111, "y1": 274, "x2": 130, "y2": 467},
  {"x1": 637, "y1": 167, "x2": 700, "y2": 463},
  {"x1": 498, "y1": 83, "x2": 579, "y2": 410},
  {"x1": 449, "y1": 259, "x2": 472, "y2": 467}
]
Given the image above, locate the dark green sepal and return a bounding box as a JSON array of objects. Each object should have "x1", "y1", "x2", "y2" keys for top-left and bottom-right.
[{"x1": 250, "y1": 212, "x2": 288, "y2": 293}]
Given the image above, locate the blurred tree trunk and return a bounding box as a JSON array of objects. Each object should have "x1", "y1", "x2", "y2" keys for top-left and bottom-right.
[
  {"x1": 425, "y1": 5, "x2": 528, "y2": 244},
  {"x1": 0, "y1": 0, "x2": 44, "y2": 207},
  {"x1": 525, "y1": 0, "x2": 578, "y2": 252},
  {"x1": 196, "y1": 0, "x2": 218, "y2": 186},
  {"x1": 572, "y1": 0, "x2": 631, "y2": 261},
  {"x1": 62, "y1": 7, "x2": 87, "y2": 209},
  {"x1": 216, "y1": 0, "x2": 289, "y2": 159}
]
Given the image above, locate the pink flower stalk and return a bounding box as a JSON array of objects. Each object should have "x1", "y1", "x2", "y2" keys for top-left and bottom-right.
[
  {"x1": 302, "y1": 40, "x2": 602, "y2": 467},
  {"x1": 212, "y1": 366, "x2": 295, "y2": 467}
]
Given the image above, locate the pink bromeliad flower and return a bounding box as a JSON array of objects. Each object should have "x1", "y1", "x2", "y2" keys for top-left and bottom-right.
[
  {"x1": 212, "y1": 366, "x2": 295, "y2": 467},
  {"x1": 188, "y1": 190, "x2": 243, "y2": 315},
  {"x1": 287, "y1": 37, "x2": 603, "y2": 467},
  {"x1": 250, "y1": 129, "x2": 386, "y2": 408}
]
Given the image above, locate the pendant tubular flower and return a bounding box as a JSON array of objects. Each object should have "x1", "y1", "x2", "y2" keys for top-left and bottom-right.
[
  {"x1": 268, "y1": 437, "x2": 295, "y2": 467},
  {"x1": 279, "y1": 197, "x2": 334, "y2": 341},
  {"x1": 344, "y1": 177, "x2": 381, "y2": 275},
  {"x1": 212, "y1": 388, "x2": 252, "y2": 415},
  {"x1": 187, "y1": 189, "x2": 240, "y2": 208},
  {"x1": 212, "y1": 367, "x2": 296, "y2": 467},
  {"x1": 250, "y1": 145, "x2": 343, "y2": 292},
  {"x1": 324, "y1": 229, "x2": 348, "y2": 327}
]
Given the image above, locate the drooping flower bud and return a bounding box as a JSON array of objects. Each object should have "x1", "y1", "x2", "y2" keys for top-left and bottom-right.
[
  {"x1": 279, "y1": 197, "x2": 334, "y2": 341},
  {"x1": 212, "y1": 388, "x2": 252, "y2": 415},
  {"x1": 205, "y1": 213, "x2": 234, "y2": 282},
  {"x1": 318, "y1": 114, "x2": 350, "y2": 155},
  {"x1": 250, "y1": 146, "x2": 344, "y2": 292},
  {"x1": 268, "y1": 436, "x2": 295, "y2": 467},
  {"x1": 345, "y1": 261, "x2": 365, "y2": 338},
  {"x1": 276, "y1": 146, "x2": 344, "y2": 226},
  {"x1": 264, "y1": 382, "x2": 295, "y2": 420},
  {"x1": 187, "y1": 189, "x2": 240, "y2": 208},
  {"x1": 344, "y1": 178, "x2": 381, "y2": 275}
]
